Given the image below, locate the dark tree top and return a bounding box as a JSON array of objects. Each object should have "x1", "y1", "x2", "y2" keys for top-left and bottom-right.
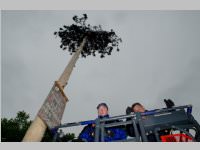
[{"x1": 54, "y1": 14, "x2": 122, "y2": 58}]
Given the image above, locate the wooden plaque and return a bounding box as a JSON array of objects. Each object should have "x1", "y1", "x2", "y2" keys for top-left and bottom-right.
[{"x1": 38, "y1": 81, "x2": 68, "y2": 129}]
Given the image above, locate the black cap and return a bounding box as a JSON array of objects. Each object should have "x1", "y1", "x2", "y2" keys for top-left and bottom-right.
[{"x1": 97, "y1": 103, "x2": 108, "y2": 110}]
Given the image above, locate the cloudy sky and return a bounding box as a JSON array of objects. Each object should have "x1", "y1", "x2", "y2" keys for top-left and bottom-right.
[{"x1": 2, "y1": 10, "x2": 200, "y2": 136}]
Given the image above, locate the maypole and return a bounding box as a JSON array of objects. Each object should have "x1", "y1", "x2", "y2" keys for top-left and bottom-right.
[{"x1": 22, "y1": 14, "x2": 122, "y2": 141}]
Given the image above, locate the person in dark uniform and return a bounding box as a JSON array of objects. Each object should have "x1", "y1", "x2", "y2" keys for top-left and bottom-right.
[
  {"x1": 126, "y1": 101, "x2": 174, "y2": 142},
  {"x1": 78, "y1": 103, "x2": 127, "y2": 142}
]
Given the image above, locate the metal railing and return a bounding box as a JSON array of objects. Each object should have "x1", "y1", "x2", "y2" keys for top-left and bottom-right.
[{"x1": 52, "y1": 105, "x2": 200, "y2": 142}]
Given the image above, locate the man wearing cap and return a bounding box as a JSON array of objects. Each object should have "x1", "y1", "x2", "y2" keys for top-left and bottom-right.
[{"x1": 78, "y1": 103, "x2": 127, "y2": 142}]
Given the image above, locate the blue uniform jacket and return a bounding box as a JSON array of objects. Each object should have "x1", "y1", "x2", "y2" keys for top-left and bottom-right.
[{"x1": 79, "y1": 115, "x2": 127, "y2": 142}]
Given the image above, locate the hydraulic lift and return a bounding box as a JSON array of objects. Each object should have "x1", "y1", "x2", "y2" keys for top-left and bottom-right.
[{"x1": 52, "y1": 105, "x2": 200, "y2": 142}]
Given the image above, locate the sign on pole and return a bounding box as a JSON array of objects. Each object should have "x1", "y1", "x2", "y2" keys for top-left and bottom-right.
[{"x1": 38, "y1": 81, "x2": 68, "y2": 129}]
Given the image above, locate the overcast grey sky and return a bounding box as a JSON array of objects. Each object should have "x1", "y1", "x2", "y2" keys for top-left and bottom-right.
[{"x1": 2, "y1": 10, "x2": 200, "y2": 136}]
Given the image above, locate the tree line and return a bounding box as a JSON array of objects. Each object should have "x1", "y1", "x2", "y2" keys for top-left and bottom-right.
[{"x1": 1, "y1": 111, "x2": 75, "y2": 142}]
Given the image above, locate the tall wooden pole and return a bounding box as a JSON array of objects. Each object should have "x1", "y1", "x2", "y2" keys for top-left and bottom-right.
[
  {"x1": 58, "y1": 37, "x2": 87, "y2": 88},
  {"x1": 22, "y1": 37, "x2": 87, "y2": 142}
]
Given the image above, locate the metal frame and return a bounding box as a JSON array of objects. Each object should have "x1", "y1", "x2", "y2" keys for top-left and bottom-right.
[
  {"x1": 52, "y1": 105, "x2": 200, "y2": 142},
  {"x1": 137, "y1": 105, "x2": 200, "y2": 142}
]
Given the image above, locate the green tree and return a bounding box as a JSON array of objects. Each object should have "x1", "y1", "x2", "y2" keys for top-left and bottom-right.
[
  {"x1": 62, "y1": 133, "x2": 75, "y2": 142},
  {"x1": 1, "y1": 111, "x2": 31, "y2": 142},
  {"x1": 1, "y1": 111, "x2": 75, "y2": 142}
]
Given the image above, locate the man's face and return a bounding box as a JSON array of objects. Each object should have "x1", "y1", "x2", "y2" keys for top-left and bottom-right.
[
  {"x1": 98, "y1": 106, "x2": 108, "y2": 116},
  {"x1": 133, "y1": 105, "x2": 145, "y2": 113}
]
